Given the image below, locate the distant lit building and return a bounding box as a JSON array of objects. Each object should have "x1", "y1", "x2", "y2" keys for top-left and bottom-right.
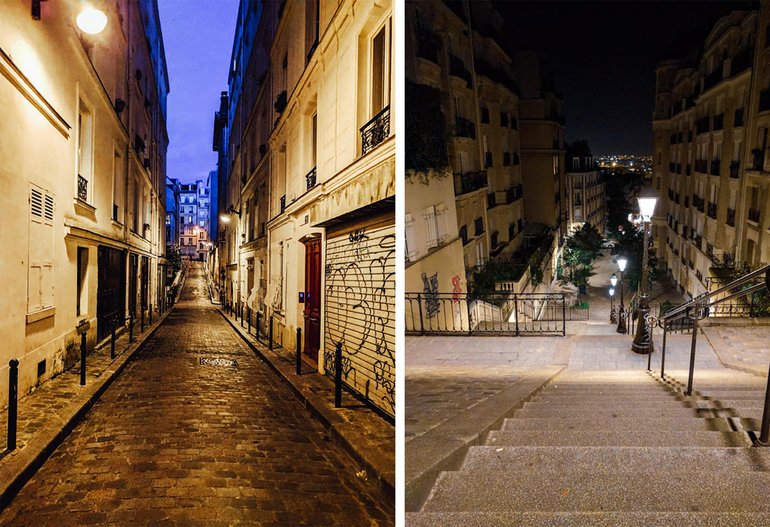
[
  {"x1": 565, "y1": 141, "x2": 606, "y2": 234},
  {"x1": 179, "y1": 180, "x2": 209, "y2": 260}
]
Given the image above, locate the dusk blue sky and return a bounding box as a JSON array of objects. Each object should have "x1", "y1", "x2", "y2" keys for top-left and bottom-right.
[{"x1": 158, "y1": 0, "x2": 240, "y2": 183}]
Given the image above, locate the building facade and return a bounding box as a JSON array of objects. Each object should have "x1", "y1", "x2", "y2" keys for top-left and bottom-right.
[
  {"x1": 217, "y1": 0, "x2": 395, "y2": 418},
  {"x1": 652, "y1": 7, "x2": 770, "y2": 299},
  {"x1": 0, "y1": 0, "x2": 169, "y2": 406},
  {"x1": 565, "y1": 142, "x2": 606, "y2": 234},
  {"x1": 166, "y1": 177, "x2": 181, "y2": 249}
]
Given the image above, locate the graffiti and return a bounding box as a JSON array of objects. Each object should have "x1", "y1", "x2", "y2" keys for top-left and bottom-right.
[
  {"x1": 422, "y1": 272, "x2": 440, "y2": 318},
  {"x1": 349, "y1": 229, "x2": 370, "y2": 262},
  {"x1": 451, "y1": 274, "x2": 462, "y2": 303},
  {"x1": 324, "y1": 228, "x2": 395, "y2": 416}
]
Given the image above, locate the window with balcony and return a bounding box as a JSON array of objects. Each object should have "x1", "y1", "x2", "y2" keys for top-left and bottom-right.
[
  {"x1": 77, "y1": 101, "x2": 93, "y2": 203},
  {"x1": 361, "y1": 19, "x2": 391, "y2": 155},
  {"x1": 474, "y1": 216, "x2": 484, "y2": 236},
  {"x1": 28, "y1": 185, "x2": 55, "y2": 318}
]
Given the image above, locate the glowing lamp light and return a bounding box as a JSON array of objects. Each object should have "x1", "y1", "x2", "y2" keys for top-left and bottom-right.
[
  {"x1": 637, "y1": 188, "x2": 658, "y2": 221},
  {"x1": 617, "y1": 257, "x2": 628, "y2": 272},
  {"x1": 219, "y1": 214, "x2": 231, "y2": 223},
  {"x1": 609, "y1": 288, "x2": 615, "y2": 297},
  {"x1": 610, "y1": 273, "x2": 618, "y2": 287},
  {"x1": 76, "y1": 7, "x2": 108, "y2": 35}
]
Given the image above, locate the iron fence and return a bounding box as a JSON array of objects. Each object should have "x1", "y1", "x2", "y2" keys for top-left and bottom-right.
[{"x1": 405, "y1": 292, "x2": 568, "y2": 336}]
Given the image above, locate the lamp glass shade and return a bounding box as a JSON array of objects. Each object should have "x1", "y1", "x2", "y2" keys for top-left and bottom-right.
[
  {"x1": 609, "y1": 288, "x2": 615, "y2": 297},
  {"x1": 610, "y1": 274, "x2": 618, "y2": 287},
  {"x1": 76, "y1": 8, "x2": 108, "y2": 34},
  {"x1": 638, "y1": 196, "x2": 658, "y2": 220},
  {"x1": 219, "y1": 214, "x2": 231, "y2": 223},
  {"x1": 617, "y1": 257, "x2": 627, "y2": 272}
]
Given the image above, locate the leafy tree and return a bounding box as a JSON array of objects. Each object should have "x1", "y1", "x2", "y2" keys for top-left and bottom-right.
[
  {"x1": 167, "y1": 244, "x2": 182, "y2": 274},
  {"x1": 559, "y1": 223, "x2": 602, "y2": 294},
  {"x1": 611, "y1": 225, "x2": 658, "y2": 293},
  {"x1": 405, "y1": 81, "x2": 449, "y2": 183}
]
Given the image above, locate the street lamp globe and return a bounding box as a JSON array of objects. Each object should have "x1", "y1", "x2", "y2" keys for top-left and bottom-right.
[
  {"x1": 617, "y1": 257, "x2": 627, "y2": 272},
  {"x1": 637, "y1": 188, "x2": 658, "y2": 221},
  {"x1": 76, "y1": 7, "x2": 108, "y2": 35},
  {"x1": 219, "y1": 214, "x2": 231, "y2": 223},
  {"x1": 609, "y1": 288, "x2": 615, "y2": 297},
  {"x1": 610, "y1": 273, "x2": 618, "y2": 287}
]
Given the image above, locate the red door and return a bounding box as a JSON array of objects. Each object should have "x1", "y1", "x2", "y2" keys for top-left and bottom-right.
[{"x1": 303, "y1": 237, "x2": 322, "y2": 363}]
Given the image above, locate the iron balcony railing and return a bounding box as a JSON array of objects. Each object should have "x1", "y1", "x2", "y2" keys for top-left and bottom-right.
[
  {"x1": 305, "y1": 166, "x2": 317, "y2": 190},
  {"x1": 749, "y1": 208, "x2": 761, "y2": 223},
  {"x1": 77, "y1": 174, "x2": 88, "y2": 201},
  {"x1": 730, "y1": 161, "x2": 740, "y2": 178},
  {"x1": 454, "y1": 116, "x2": 476, "y2": 139},
  {"x1": 453, "y1": 170, "x2": 488, "y2": 195},
  {"x1": 727, "y1": 208, "x2": 736, "y2": 226},
  {"x1": 361, "y1": 105, "x2": 390, "y2": 155},
  {"x1": 657, "y1": 263, "x2": 770, "y2": 444}
]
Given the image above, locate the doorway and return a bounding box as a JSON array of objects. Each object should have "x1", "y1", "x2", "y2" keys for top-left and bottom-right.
[{"x1": 303, "y1": 236, "x2": 321, "y2": 363}]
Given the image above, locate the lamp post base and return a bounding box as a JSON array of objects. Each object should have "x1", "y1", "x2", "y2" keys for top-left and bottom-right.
[
  {"x1": 616, "y1": 307, "x2": 626, "y2": 334},
  {"x1": 631, "y1": 305, "x2": 653, "y2": 354}
]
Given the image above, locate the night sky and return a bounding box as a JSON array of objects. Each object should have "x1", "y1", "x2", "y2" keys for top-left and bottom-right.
[
  {"x1": 157, "y1": 0, "x2": 240, "y2": 184},
  {"x1": 496, "y1": 1, "x2": 756, "y2": 155}
]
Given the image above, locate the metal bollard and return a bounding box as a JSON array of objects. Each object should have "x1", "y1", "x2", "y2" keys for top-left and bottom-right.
[
  {"x1": 256, "y1": 311, "x2": 262, "y2": 341},
  {"x1": 247, "y1": 307, "x2": 252, "y2": 334},
  {"x1": 80, "y1": 330, "x2": 87, "y2": 386},
  {"x1": 269, "y1": 316, "x2": 274, "y2": 350},
  {"x1": 335, "y1": 342, "x2": 343, "y2": 408},
  {"x1": 241, "y1": 305, "x2": 245, "y2": 328},
  {"x1": 111, "y1": 320, "x2": 116, "y2": 359},
  {"x1": 7, "y1": 359, "x2": 18, "y2": 451},
  {"x1": 296, "y1": 328, "x2": 302, "y2": 375},
  {"x1": 129, "y1": 314, "x2": 134, "y2": 343},
  {"x1": 660, "y1": 323, "x2": 668, "y2": 379}
]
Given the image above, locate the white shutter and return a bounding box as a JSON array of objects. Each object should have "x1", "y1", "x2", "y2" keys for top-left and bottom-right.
[
  {"x1": 28, "y1": 185, "x2": 55, "y2": 314},
  {"x1": 424, "y1": 206, "x2": 437, "y2": 248}
]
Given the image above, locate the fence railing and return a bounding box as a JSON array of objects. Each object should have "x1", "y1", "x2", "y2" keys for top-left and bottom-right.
[{"x1": 405, "y1": 292, "x2": 574, "y2": 336}]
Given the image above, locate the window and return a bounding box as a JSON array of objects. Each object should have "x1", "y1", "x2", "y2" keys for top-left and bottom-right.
[
  {"x1": 28, "y1": 185, "x2": 55, "y2": 316},
  {"x1": 371, "y1": 23, "x2": 390, "y2": 115},
  {"x1": 474, "y1": 217, "x2": 484, "y2": 236},
  {"x1": 77, "y1": 101, "x2": 93, "y2": 202},
  {"x1": 424, "y1": 204, "x2": 448, "y2": 248},
  {"x1": 76, "y1": 247, "x2": 88, "y2": 316},
  {"x1": 112, "y1": 150, "x2": 123, "y2": 222}
]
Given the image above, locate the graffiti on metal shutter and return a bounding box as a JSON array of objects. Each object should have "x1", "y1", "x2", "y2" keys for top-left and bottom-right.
[{"x1": 325, "y1": 224, "x2": 395, "y2": 417}]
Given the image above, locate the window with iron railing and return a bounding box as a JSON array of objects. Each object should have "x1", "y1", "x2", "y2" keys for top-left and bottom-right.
[
  {"x1": 361, "y1": 105, "x2": 390, "y2": 155},
  {"x1": 474, "y1": 217, "x2": 484, "y2": 236}
]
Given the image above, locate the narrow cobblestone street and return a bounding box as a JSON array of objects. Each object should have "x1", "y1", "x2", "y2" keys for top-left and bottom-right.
[{"x1": 0, "y1": 263, "x2": 393, "y2": 526}]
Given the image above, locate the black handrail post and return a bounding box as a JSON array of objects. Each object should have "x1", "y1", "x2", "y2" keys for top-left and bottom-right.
[
  {"x1": 241, "y1": 304, "x2": 245, "y2": 328},
  {"x1": 647, "y1": 321, "x2": 654, "y2": 371},
  {"x1": 296, "y1": 328, "x2": 302, "y2": 375},
  {"x1": 417, "y1": 294, "x2": 425, "y2": 336},
  {"x1": 660, "y1": 323, "x2": 668, "y2": 379},
  {"x1": 757, "y1": 360, "x2": 770, "y2": 446},
  {"x1": 80, "y1": 330, "x2": 87, "y2": 386},
  {"x1": 514, "y1": 294, "x2": 520, "y2": 336},
  {"x1": 562, "y1": 294, "x2": 566, "y2": 336},
  {"x1": 466, "y1": 296, "x2": 473, "y2": 336},
  {"x1": 256, "y1": 311, "x2": 262, "y2": 341},
  {"x1": 687, "y1": 318, "x2": 699, "y2": 396},
  {"x1": 335, "y1": 342, "x2": 342, "y2": 408},
  {"x1": 269, "y1": 316, "x2": 274, "y2": 350},
  {"x1": 247, "y1": 307, "x2": 251, "y2": 334},
  {"x1": 7, "y1": 359, "x2": 18, "y2": 451}
]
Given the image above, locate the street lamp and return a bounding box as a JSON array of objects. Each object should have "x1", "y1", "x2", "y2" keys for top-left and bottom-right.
[
  {"x1": 609, "y1": 287, "x2": 616, "y2": 323},
  {"x1": 76, "y1": 7, "x2": 108, "y2": 35},
  {"x1": 632, "y1": 188, "x2": 658, "y2": 354},
  {"x1": 219, "y1": 205, "x2": 241, "y2": 224},
  {"x1": 616, "y1": 257, "x2": 627, "y2": 333}
]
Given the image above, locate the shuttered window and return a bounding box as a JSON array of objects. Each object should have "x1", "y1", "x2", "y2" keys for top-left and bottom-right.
[
  {"x1": 324, "y1": 223, "x2": 395, "y2": 417},
  {"x1": 29, "y1": 185, "x2": 55, "y2": 313}
]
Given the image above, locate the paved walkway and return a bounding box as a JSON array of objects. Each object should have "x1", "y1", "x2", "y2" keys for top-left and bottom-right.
[{"x1": 0, "y1": 263, "x2": 393, "y2": 526}]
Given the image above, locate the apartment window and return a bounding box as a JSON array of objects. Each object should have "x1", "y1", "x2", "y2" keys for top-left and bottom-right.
[
  {"x1": 77, "y1": 101, "x2": 93, "y2": 202},
  {"x1": 312, "y1": 112, "x2": 318, "y2": 168},
  {"x1": 424, "y1": 204, "x2": 448, "y2": 248},
  {"x1": 76, "y1": 247, "x2": 88, "y2": 316},
  {"x1": 371, "y1": 21, "x2": 391, "y2": 115},
  {"x1": 474, "y1": 217, "x2": 484, "y2": 236},
  {"x1": 28, "y1": 185, "x2": 55, "y2": 315}
]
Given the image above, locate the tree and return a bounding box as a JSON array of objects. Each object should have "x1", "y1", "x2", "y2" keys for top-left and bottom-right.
[
  {"x1": 611, "y1": 225, "x2": 658, "y2": 293},
  {"x1": 167, "y1": 244, "x2": 182, "y2": 274},
  {"x1": 559, "y1": 223, "x2": 602, "y2": 295}
]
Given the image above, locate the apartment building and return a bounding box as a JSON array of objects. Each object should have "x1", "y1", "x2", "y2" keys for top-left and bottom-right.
[
  {"x1": 178, "y1": 180, "x2": 210, "y2": 260},
  {"x1": 0, "y1": 0, "x2": 169, "y2": 406},
  {"x1": 217, "y1": 0, "x2": 395, "y2": 418},
  {"x1": 565, "y1": 141, "x2": 605, "y2": 234},
  {"x1": 652, "y1": 8, "x2": 767, "y2": 298}
]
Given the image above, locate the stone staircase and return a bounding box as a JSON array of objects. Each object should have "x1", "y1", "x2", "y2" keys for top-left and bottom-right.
[{"x1": 407, "y1": 370, "x2": 770, "y2": 526}]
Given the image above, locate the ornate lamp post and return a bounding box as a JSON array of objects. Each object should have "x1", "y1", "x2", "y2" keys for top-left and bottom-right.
[
  {"x1": 616, "y1": 257, "x2": 627, "y2": 333},
  {"x1": 631, "y1": 189, "x2": 658, "y2": 354},
  {"x1": 609, "y1": 287, "x2": 616, "y2": 323}
]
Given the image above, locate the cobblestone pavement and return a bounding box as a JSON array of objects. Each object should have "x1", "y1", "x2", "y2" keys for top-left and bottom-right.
[{"x1": 0, "y1": 263, "x2": 393, "y2": 526}]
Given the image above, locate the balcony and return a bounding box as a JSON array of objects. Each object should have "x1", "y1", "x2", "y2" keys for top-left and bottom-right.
[
  {"x1": 734, "y1": 108, "x2": 744, "y2": 127},
  {"x1": 727, "y1": 207, "x2": 736, "y2": 226},
  {"x1": 729, "y1": 161, "x2": 740, "y2": 178},
  {"x1": 305, "y1": 166, "x2": 317, "y2": 190},
  {"x1": 77, "y1": 174, "x2": 88, "y2": 201},
  {"x1": 748, "y1": 208, "x2": 761, "y2": 223},
  {"x1": 416, "y1": 30, "x2": 440, "y2": 64},
  {"x1": 713, "y1": 113, "x2": 724, "y2": 131},
  {"x1": 696, "y1": 116, "x2": 710, "y2": 135},
  {"x1": 507, "y1": 184, "x2": 523, "y2": 203},
  {"x1": 361, "y1": 105, "x2": 390, "y2": 155},
  {"x1": 453, "y1": 170, "x2": 488, "y2": 195},
  {"x1": 694, "y1": 159, "x2": 708, "y2": 173},
  {"x1": 454, "y1": 116, "x2": 476, "y2": 139},
  {"x1": 448, "y1": 54, "x2": 472, "y2": 88},
  {"x1": 707, "y1": 202, "x2": 717, "y2": 219}
]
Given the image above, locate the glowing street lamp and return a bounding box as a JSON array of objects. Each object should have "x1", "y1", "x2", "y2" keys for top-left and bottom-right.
[
  {"x1": 616, "y1": 257, "x2": 627, "y2": 334},
  {"x1": 609, "y1": 287, "x2": 616, "y2": 323},
  {"x1": 632, "y1": 188, "x2": 658, "y2": 354},
  {"x1": 76, "y1": 7, "x2": 108, "y2": 35}
]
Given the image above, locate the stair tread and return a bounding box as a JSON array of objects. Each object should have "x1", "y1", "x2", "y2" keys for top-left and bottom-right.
[
  {"x1": 487, "y1": 429, "x2": 752, "y2": 447},
  {"x1": 500, "y1": 417, "x2": 745, "y2": 431}
]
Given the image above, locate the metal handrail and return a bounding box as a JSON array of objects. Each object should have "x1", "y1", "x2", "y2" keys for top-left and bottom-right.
[{"x1": 655, "y1": 264, "x2": 770, "y2": 446}]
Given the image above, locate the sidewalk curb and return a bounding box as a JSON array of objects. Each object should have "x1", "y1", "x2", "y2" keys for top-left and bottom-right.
[
  {"x1": 405, "y1": 366, "x2": 564, "y2": 512},
  {"x1": 0, "y1": 305, "x2": 175, "y2": 512},
  {"x1": 218, "y1": 310, "x2": 395, "y2": 497}
]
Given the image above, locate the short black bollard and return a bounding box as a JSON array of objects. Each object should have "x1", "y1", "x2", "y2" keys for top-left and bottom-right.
[
  {"x1": 111, "y1": 321, "x2": 116, "y2": 359},
  {"x1": 241, "y1": 305, "x2": 245, "y2": 328},
  {"x1": 80, "y1": 330, "x2": 87, "y2": 386},
  {"x1": 296, "y1": 328, "x2": 302, "y2": 375},
  {"x1": 247, "y1": 307, "x2": 252, "y2": 334},
  {"x1": 269, "y1": 316, "x2": 274, "y2": 350},
  {"x1": 7, "y1": 359, "x2": 19, "y2": 451},
  {"x1": 335, "y1": 342, "x2": 343, "y2": 408},
  {"x1": 129, "y1": 314, "x2": 134, "y2": 343},
  {"x1": 256, "y1": 311, "x2": 262, "y2": 341}
]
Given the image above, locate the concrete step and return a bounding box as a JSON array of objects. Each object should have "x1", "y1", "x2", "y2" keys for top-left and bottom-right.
[
  {"x1": 533, "y1": 393, "x2": 680, "y2": 400},
  {"x1": 486, "y1": 429, "x2": 752, "y2": 447},
  {"x1": 421, "y1": 470, "x2": 770, "y2": 513},
  {"x1": 695, "y1": 390, "x2": 769, "y2": 399},
  {"x1": 406, "y1": 511, "x2": 770, "y2": 527},
  {"x1": 459, "y1": 446, "x2": 770, "y2": 473},
  {"x1": 522, "y1": 401, "x2": 689, "y2": 410},
  {"x1": 500, "y1": 417, "x2": 740, "y2": 432},
  {"x1": 513, "y1": 406, "x2": 719, "y2": 419}
]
